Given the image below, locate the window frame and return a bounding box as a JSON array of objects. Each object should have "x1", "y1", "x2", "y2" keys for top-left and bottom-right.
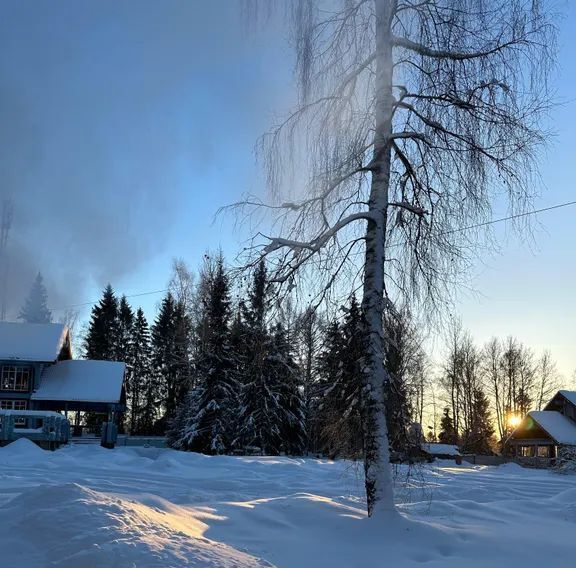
[
  {"x1": 0, "y1": 365, "x2": 32, "y2": 392},
  {"x1": 537, "y1": 445, "x2": 551, "y2": 458},
  {"x1": 519, "y1": 445, "x2": 535, "y2": 458}
]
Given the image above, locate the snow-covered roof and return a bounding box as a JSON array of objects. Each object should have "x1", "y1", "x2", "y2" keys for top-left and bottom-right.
[
  {"x1": 558, "y1": 390, "x2": 576, "y2": 407},
  {"x1": 0, "y1": 322, "x2": 69, "y2": 362},
  {"x1": 526, "y1": 411, "x2": 576, "y2": 445},
  {"x1": 31, "y1": 360, "x2": 126, "y2": 404},
  {"x1": 421, "y1": 443, "x2": 461, "y2": 456}
]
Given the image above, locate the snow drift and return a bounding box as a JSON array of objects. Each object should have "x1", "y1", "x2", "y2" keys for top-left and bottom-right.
[{"x1": 0, "y1": 442, "x2": 574, "y2": 567}]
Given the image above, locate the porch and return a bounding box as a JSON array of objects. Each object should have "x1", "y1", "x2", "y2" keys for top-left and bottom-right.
[{"x1": 506, "y1": 438, "x2": 557, "y2": 468}]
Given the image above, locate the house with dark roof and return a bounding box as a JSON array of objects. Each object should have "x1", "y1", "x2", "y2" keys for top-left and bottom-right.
[
  {"x1": 505, "y1": 390, "x2": 576, "y2": 467},
  {"x1": 0, "y1": 321, "x2": 126, "y2": 444}
]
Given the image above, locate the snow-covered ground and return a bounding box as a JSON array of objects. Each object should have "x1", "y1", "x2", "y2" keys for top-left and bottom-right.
[{"x1": 0, "y1": 440, "x2": 574, "y2": 567}]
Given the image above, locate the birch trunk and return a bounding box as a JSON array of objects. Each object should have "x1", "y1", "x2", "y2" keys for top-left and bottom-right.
[{"x1": 360, "y1": 0, "x2": 396, "y2": 518}]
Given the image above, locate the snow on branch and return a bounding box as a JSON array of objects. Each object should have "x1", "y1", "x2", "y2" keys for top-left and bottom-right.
[
  {"x1": 263, "y1": 211, "x2": 376, "y2": 255},
  {"x1": 388, "y1": 202, "x2": 428, "y2": 217},
  {"x1": 392, "y1": 35, "x2": 525, "y2": 61}
]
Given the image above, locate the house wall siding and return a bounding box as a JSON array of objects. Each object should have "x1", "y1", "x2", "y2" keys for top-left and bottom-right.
[{"x1": 545, "y1": 393, "x2": 576, "y2": 422}]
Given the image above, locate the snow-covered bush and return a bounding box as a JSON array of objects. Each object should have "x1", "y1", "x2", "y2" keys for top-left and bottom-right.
[{"x1": 553, "y1": 446, "x2": 576, "y2": 474}]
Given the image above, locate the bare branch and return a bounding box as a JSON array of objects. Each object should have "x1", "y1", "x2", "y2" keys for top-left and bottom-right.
[
  {"x1": 392, "y1": 34, "x2": 524, "y2": 61},
  {"x1": 263, "y1": 211, "x2": 375, "y2": 254}
]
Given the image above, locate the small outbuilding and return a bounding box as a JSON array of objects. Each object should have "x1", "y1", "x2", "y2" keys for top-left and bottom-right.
[{"x1": 421, "y1": 443, "x2": 461, "y2": 461}]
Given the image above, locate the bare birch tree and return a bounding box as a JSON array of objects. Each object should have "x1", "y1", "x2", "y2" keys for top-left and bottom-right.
[
  {"x1": 483, "y1": 337, "x2": 506, "y2": 442},
  {"x1": 535, "y1": 350, "x2": 560, "y2": 410},
  {"x1": 240, "y1": 0, "x2": 555, "y2": 517}
]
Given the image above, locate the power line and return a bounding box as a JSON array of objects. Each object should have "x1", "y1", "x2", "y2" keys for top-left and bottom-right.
[
  {"x1": 50, "y1": 288, "x2": 168, "y2": 312},
  {"x1": 439, "y1": 199, "x2": 576, "y2": 236},
  {"x1": 49, "y1": 198, "x2": 576, "y2": 312}
]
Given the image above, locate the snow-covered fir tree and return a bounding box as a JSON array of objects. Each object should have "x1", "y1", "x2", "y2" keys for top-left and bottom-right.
[
  {"x1": 115, "y1": 296, "x2": 134, "y2": 431},
  {"x1": 312, "y1": 318, "x2": 343, "y2": 454},
  {"x1": 84, "y1": 284, "x2": 119, "y2": 361},
  {"x1": 128, "y1": 308, "x2": 153, "y2": 434},
  {"x1": 269, "y1": 321, "x2": 306, "y2": 455},
  {"x1": 19, "y1": 272, "x2": 52, "y2": 324},
  {"x1": 151, "y1": 293, "x2": 176, "y2": 428},
  {"x1": 234, "y1": 261, "x2": 306, "y2": 455},
  {"x1": 174, "y1": 255, "x2": 238, "y2": 454},
  {"x1": 83, "y1": 285, "x2": 120, "y2": 431},
  {"x1": 151, "y1": 293, "x2": 191, "y2": 431},
  {"x1": 316, "y1": 296, "x2": 365, "y2": 458},
  {"x1": 234, "y1": 261, "x2": 281, "y2": 454},
  {"x1": 171, "y1": 300, "x2": 192, "y2": 416},
  {"x1": 116, "y1": 296, "x2": 134, "y2": 361},
  {"x1": 293, "y1": 307, "x2": 322, "y2": 453},
  {"x1": 462, "y1": 389, "x2": 494, "y2": 455},
  {"x1": 439, "y1": 408, "x2": 458, "y2": 445},
  {"x1": 382, "y1": 307, "x2": 413, "y2": 453}
]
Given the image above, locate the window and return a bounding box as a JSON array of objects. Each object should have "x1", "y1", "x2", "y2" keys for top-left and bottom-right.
[
  {"x1": 519, "y1": 445, "x2": 535, "y2": 457},
  {"x1": 0, "y1": 400, "x2": 27, "y2": 411},
  {"x1": 537, "y1": 446, "x2": 551, "y2": 458},
  {"x1": 1, "y1": 365, "x2": 32, "y2": 391}
]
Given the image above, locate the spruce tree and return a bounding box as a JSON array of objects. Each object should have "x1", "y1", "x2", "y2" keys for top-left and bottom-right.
[
  {"x1": 234, "y1": 261, "x2": 282, "y2": 454},
  {"x1": 270, "y1": 321, "x2": 306, "y2": 455},
  {"x1": 83, "y1": 285, "x2": 120, "y2": 431},
  {"x1": 172, "y1": 299, "x2": 192, "y2": 415},
  {"x1": 294, "y1": 307, "x2": 321, "y2": 453},
  {"x1": 316, "y1": 296, "x2": 365, "y2": 458},
  {"x1": 116, "y1": 296, "x2": 134, "y2": 360},
  {"x1": 151, "y1": 294, "x2": 191, "y2": 428},
  {"x1": 115, "y1": 296, "x2": 134, "y2": 432},
  {"x1": 151, "y1": 293, "x2": 176, "y2": 431},
  {"x1": 383, "y1": 308, "x2": 412, "y2": 452},
  {"x1": 128, "y1": 308, "x2": 153, "y2": 434},
  {"x1": 19, "y1": 272, "x2": 52, "y2": 324},
  {"x1": 462, "y1": 389, "x2": 495, "y2": 455},
  {"x1": 439, "y1": 408, "x2": 458, "y2": 445},
  {"x1": 84, "y1": 285, "x2": 119, "y2": 361},
  {"x1": 177, "y1": 255, "x2": 238, "y2": 454},
  {"x1": 234, "y1": 261, "x2": 307, "y2": 455},
  {"x1": 314, "y1": 318, "x2": 343, "y2": 454}
]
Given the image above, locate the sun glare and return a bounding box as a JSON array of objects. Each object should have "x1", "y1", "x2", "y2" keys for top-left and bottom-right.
[{"x1": 507, "y1": 415, "x2": 522, "y2": 429}]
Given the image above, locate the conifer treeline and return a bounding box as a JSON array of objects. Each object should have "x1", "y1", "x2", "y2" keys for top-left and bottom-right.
[
  {"x1": 24, "y1": 261, "x2": 562, "y2": 457},
  {"x1": 82, "y1": 254, "x2": 420, "y2": 457}
]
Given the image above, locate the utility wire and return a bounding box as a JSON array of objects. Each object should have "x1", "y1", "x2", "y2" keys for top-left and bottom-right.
[
  {"x1": 49, "y1": 288, "x2": 169, "y2": 312},
  {"x1": 440, "y1": 199, "x2": 576, "y2": 236},
  {"x1": 49, "y1": 198, "x2": 576, "y2": 312}
]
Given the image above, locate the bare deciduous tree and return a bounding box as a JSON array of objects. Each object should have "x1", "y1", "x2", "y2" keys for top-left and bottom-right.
[
  {"x1": 483, "y1": 337, "x2": 506, "y2": 441},
  {"x1": 169, "y1": 258, "x2": 196, "y2": 315},
  {"x1": 535, "y1": 350, "x2": 560, "y2": 411},
  {"x1": 239, "y1": 0, "x2": 555, "y2": 516}
]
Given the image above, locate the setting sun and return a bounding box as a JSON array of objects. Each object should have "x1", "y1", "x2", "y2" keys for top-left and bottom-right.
[{"x1": 507, "y1": 415, "x2": 523, "y2": 429}]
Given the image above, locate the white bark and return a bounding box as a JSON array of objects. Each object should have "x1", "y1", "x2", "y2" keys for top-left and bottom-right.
[
  {"x1": 241, "y1": 0, "x2": 555, "y2": 518},
  {"x1": 360, "y1": 0, "x2": 395, "y2": 517}
]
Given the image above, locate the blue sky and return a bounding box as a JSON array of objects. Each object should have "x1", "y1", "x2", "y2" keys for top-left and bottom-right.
[{"x1": 0, "y1": 1, "x2": 574, "y2": 378}]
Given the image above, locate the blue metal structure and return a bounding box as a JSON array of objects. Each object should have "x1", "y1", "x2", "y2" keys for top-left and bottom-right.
[{"x1": 0, "y1": 410, "x2": 70, "y2": 449}]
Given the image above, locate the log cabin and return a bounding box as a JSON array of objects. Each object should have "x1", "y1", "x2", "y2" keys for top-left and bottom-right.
[{"x1": 505, "y1": 390, "x2": 576, "y2": 467}]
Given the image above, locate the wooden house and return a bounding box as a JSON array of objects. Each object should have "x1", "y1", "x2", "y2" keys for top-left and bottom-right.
[
  {"x1": 0, "y1": 321, "x2": 126, "y2": 446},
  {"x1": 505, "y1": 390, "x2": 576, "y2": 467}
]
